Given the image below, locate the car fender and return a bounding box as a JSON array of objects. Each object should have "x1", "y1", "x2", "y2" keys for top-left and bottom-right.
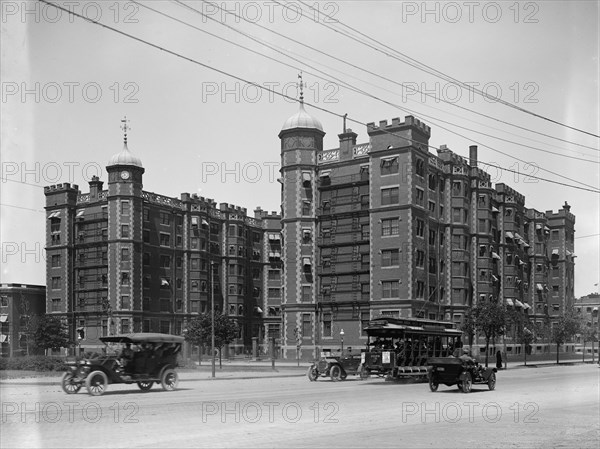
[
  {"x1": 481, "y1": 367, "x2": 497, "y2": 380},
  {"x1": 458, "y1": 371, "x2": 471, "y2": 381}
]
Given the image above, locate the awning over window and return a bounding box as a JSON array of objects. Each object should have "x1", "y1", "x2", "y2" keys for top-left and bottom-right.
[
  {"x1": 536, "y1": 283, "x2": 543, "y2": 291},
  {"x1": 514, "y1": 233, "x2": 524, "y2": 240},
  {"x1": 47, "y1": 211, "x2": 60, "y2": 219},
  {"x1": 492, "y1": 207, "x2": 499, "y2": 213},
  {"x1": 0, "y1": 334, "x2": 6, "y2": 343},
  {"x1": 303, "y1": 257, "x2": 312, "y2": 266},
  {"x1": 552, "y1": 249, "x2": 559, "y2": 255},
  {"x1": 535, "y1": 224, "x2": 542, "y2": 230},
  {"x1": 302, "y1": 172, "x2": 311, "y2": 182},
  {"x1": 319, "y1": 170, "x2": 331, "y2": 178},
  {"x1": 505, "y1": 231, "x2": 514, "y2": 239},
  {"x1": 0, "y1": 314, "x2": 8, "y2": 322},
  {"x1": 515, "y1": 300, "x2": 524, "y2": 308},
  {"x1": 492, "y1": 275, "x2": 499, "y2": 282},
  {"x1": 268, "y1": 233, "x2": 280, "y2": 240},
  {"x1": 505, "y1": 298, "x2": 514, "y2": 306},
  {"x1": 491, "y1": 252, "x2": 501, "y2": 260},
  {"x1": 523, "y1": 302, "x2": 531, "y2": 310},
  {"x1": 76, "y1": 209, "x2": 85, "y2": 218}
]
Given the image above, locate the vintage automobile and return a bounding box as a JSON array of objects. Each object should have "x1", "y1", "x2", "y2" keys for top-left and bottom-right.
[
  {"x1": 427, "y1": 356, "x2": 497, "y2": 393},
  {"x1": 61, "y1": 333, "x2": 184, "y2": 396},
  {"x1": 307, "y1": 351, "x2": 368, "y2": 381}
]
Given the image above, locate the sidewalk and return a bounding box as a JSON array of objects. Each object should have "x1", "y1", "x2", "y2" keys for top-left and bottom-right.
[{"x1": 0, "y1": 360, "x2": 308, "y2": 386}]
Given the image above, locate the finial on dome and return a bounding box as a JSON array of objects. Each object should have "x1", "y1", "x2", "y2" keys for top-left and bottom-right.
[
  {"x1": 297, "y1": 71, "x2": 305, "y2": 104},
  {"x1": 120, "y1": 116, "x2": 131, "y2": 146}
]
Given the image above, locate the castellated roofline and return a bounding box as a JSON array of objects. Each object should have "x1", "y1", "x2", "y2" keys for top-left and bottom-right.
[{"x1": 366, "y1": 115, "x2": 431, "y2": 137}]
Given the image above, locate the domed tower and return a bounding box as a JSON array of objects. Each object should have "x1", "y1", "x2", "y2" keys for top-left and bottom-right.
[
  {"x1": 105, "y1": 118, "x2": 145, "y2": 333},
  {"x1": 278, "y1": 80, "x2": 325, "y2": 360}
]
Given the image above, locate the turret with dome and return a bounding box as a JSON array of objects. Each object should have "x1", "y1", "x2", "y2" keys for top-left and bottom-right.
[{"x1": 106, "y1": 117, "x2": 145, "y2": 186}]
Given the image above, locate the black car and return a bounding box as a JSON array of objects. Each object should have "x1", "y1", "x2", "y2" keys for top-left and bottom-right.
[{"x1": 61, "y1": 333, "x2": 184, "y2": 396}]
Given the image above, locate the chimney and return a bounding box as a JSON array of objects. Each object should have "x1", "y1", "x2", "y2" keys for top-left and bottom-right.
[
  {"x1": 89, "y1": 176, "x2": 103, "y2": 201},
  {"x1": 469, "y1": 145, "x2": 478, "y2": 167}
]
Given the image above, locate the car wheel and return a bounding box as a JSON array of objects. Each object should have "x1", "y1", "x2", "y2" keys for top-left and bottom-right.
[
  {"x1": 461, "y1": 372, "x2": 472, "y2": 393},
  {"x1": 61, "y1": 372, "x2": 81, "y2": 394},
  {"x1": 86, "y1": 370, "x2": 108, "y2": 396},
  {"x1": 137, "y1": 381, "x2": 154, "y2": 391},
  {"x1": 457, "y1": 383, "x2": 463, "y2": 392},
  {"x1": 488, "y1": 372, "x2": 496, "y2": 391},
  {"x1": 307, "y1": 365, "x2": 319, "y2": 382},
  {"x1": 161, "y1": 369, "x2": 179, "y2": 391},
  {"x1": 330, "y1": 365, "x2": 342, "y2": 382},
  {"x1": 429, "y1": 378, "x2": 439, "y2": 392}
]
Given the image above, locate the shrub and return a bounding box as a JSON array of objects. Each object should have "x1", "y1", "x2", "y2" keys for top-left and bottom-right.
[{"x1": 0, "y1": 355, "x2": 69, "y2": 372}]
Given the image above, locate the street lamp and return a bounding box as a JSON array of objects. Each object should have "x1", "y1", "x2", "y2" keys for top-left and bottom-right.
[
  {"x1": 592, "y1": 307, "x2": 598, "y2": 364},
  {"x1": 211, "y1": 260, "x2": 215, "y2": 378},
  {"x1": 340, "y1": 329, "x2": 344, "y2": 354}
]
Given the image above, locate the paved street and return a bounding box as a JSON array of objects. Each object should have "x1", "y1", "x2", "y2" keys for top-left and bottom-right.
[{"x1": 1, "y1": 364, "x2": 598, "y2": 448}]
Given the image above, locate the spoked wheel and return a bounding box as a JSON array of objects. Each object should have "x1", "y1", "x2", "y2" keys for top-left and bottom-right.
[
  {"x1": 488, "y1": 372, "x2": 496, "y2": 391},
  {"x1": 61, "y1": 372, "x2": 82, "y2": 394},
  {"x1": 307, "y1": 365, "x2": 319, "y2": 382},
  {"x1": 330, "y1": 365, "x2": 343, "y2": 382},
  {"x1": 429, "y1": 378, "x2": 439, "y2": 392},
  {"x1": 86, "y1": 370, "x2": 108, "y2": 396},
  {"x1": 137, "y1": 381, "x2": 154, "y2": 392},
  {"x1": 161, "y1": 369, "x2": 179, "y2": 391},
  {"x1": 461, "y1": 372, "x2": 472, "y2": 393}
]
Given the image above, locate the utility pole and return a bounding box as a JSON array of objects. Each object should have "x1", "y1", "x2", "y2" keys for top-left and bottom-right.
[{"x1": 211, "y1": 260, "x2": 216, "y2": 378}]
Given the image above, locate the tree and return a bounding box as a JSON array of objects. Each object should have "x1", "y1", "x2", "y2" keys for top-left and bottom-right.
[
  {"x1": 28, "y1": 315, "x2": 72, "y2": 354},
  {"x1": 184, "y1": 313, "x2": 240, "y2": 367},
  {"x1": 517, "y1": 326, "x2": 535, "y2": 366},
  {"x1": 467, "y1": 299, "x2": 507, "y2": 367},
  {"x1": 460, "y1": 308, "x2": 476, "y2": 349},
  {"x1": 551, "y1": 306, "x2": 581, "y2": 364}
]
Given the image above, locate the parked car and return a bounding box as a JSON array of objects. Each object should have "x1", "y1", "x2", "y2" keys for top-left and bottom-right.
[
  {"x1": 427, "y1": 356, "x2": 497, "y2": 393},
  {"x1": 61, "y1": 333, "x2": 184, "y2": 396},
  {"x1": 307, "y1": 351, "x2": 368, "y2": 381}
]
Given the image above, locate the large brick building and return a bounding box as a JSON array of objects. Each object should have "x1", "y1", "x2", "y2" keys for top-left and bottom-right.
[
  {"x1": 44, "y1": 131, "x2": 282, "y2": 355},
  {"x1": 278, "y1": 100, "x2": 576, "y2": 360}
]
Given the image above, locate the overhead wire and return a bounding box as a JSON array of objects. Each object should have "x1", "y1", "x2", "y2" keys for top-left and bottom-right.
[
  {"x1": 169, "y1": 0, "x2": 600, "y2": 189},
  {"x1": 294, "y1": 0, "x2": 600, "y2": 140},
  {"x1": 35, "y1": 0, "x2": 600, "y2": 195}
]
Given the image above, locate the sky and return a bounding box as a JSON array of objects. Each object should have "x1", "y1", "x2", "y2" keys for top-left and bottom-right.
[{"x1": 1, "y1": 0, "x2": 599, "y2": 297}]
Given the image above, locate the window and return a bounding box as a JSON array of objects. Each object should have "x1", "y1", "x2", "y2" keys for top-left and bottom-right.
[
  {"x1": 452, "y1": 208, "x2": 461, "y2": 223},
  {"x1": 478, "y1": 219, "x2": 487, "y2": 233},
  {"x1": 452, "y1": 181, "x2": 461, "y2": 194},
  {"x1": 361, "y1": 195, "x2": 369, "y2": 209},
  {"x1": 361, "y1": 312, "x2": 370, "y2": 336},
  {"x1": 416, "y1": 250, "x2": 425, "y2": 268},
  {"x1": 121, "y1": 318, "x2": 130, "y2": 334},
  {"x1": 121, "y1": 247, "x2": 130, "y2": 261},
  {"x1": 428, "y1": 257, "x2": 436, "y2": 274},
  {"x1": 479, "y1": 245, "x2": 487, "y2": 257},
  {"x1": 551, "y1": 230, "x2": 559, "y2": 241},
  {"x1": 121, "y1": 201, "x2": 130, "y2": 215},
  {"x1": 51, "y1": 298, "x2": 61, "y2": 312},
  {"x1": 415, "y1": 158, "x2": 424, "y2": 177},
  {"x1": 478, "y1": 195, "x2": 487, "y2": 207},
  {"x1": 302, "y1": 201, "x2": 311, "y2": 216},
  {"x1": 382, "y1": 280, "x2": 399, "y2": 298},
  {"x1": 323, "y1": 313, "x2": 332, "y2": 337},
  {"x1": 381, "y1": 187, "x2": 399, "y2": 205},
  {"x1": 552, "y1": 285, "x2": 559, "y2": 294},
  {"x1": 268, "y1": 288, "x2": 281, "y2": 299},
  {"x1": 160, "y1": 255, "x2": 171, "y2": 268},
  {"x1": 51, "y1": 254, "x2": 61, "y2": 267},
  {"x1": 382, "y1": 218, "x2": 399, "y2": 236},
  {"x1": 160, "y1": 233, "x2": 171, "y2": 247},
  {"x1": 415, "y1": 188, "x2": 424, "y2": 206},
  {"x1": 121, "y1": 295, "x2": 131, "y2": 310},
  {"x1": 191, "y1": 258, "x2": 200, "y2": 270},
  {"x1": 361, "y1": 253, "x2": 370, "y2": 268},
  {"x1": 381, "y1": 157, "x2": 399, "y2": 175},
  {"x1": 428, "y1": 174, "x2": 437, "y2": 190},
  {"x1": 143, "y1": 230, "x2": 150, "y2": 243},
  {"x1": 160, "y1": 212, "x2": 170, "y2": 225},
  {"x1": 416, "y1": 281, "x2": 425, "y2": 299},
  {"x1": 382, "y1": 249, "x2": 399, "y2": 267},
  {"x1": 143, "y1": 208, "x2": 149, "y2": 221},
  {"x1": 413, "y1": 220, "x2": 426, "y2": 240},
  {"x1": 51, "y1": 277, "x2": 61, "y2": 289},
  {"x1": 302, "y1": 314, "x2": 312, "y2": 339},
  {"x1": 121, "y1": 224, "x2": 129, "y2": 238},
  {"x1": 428, "y1": 230, "x2": 436, "y2": 245},
  {"x1": 428, "y1": 201, "x2": 435, "y2": 213},
  {"x1": 50, "y1": 218, "x2": 60, "y2": 233},
  {"x1": 121, "y1": 272, "x2": 130, "y2": 285},
  {"x1": 361, "y1": 224, "x2": 370, "y2": 240}
]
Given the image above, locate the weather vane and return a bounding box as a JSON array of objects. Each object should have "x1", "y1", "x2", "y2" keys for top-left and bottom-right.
[
  {"x1": 297, "y1": 71, "x2": 305, "y2": 103},
  {"x1": 120, "y1": 116, "x2": 131, "y2": 145}
]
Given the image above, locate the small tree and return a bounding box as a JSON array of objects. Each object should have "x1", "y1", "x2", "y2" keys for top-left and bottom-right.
[
  {"x1": 28, "y1": 315, "x2": 72, "y2": 354},
  {"x1": 460, "y1": 308, "x2": 476, "y2": 349},
  {"x1": 184, "y1": 313, "x2": 239, "y2": 368},
  {"x1": 469, "y1": 299, "x2": 507, "y2": 367},
  {"x1": 551, "y1": 306, "x2": 581, "y2": 364},
  {"x1": 518, "y1": 326, "x2": 535, "y2": 366}
]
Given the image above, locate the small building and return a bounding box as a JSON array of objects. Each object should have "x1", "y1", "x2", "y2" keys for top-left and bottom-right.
[{"x1": 0, "y1": 283, "x2": 46, "y2": 357}]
